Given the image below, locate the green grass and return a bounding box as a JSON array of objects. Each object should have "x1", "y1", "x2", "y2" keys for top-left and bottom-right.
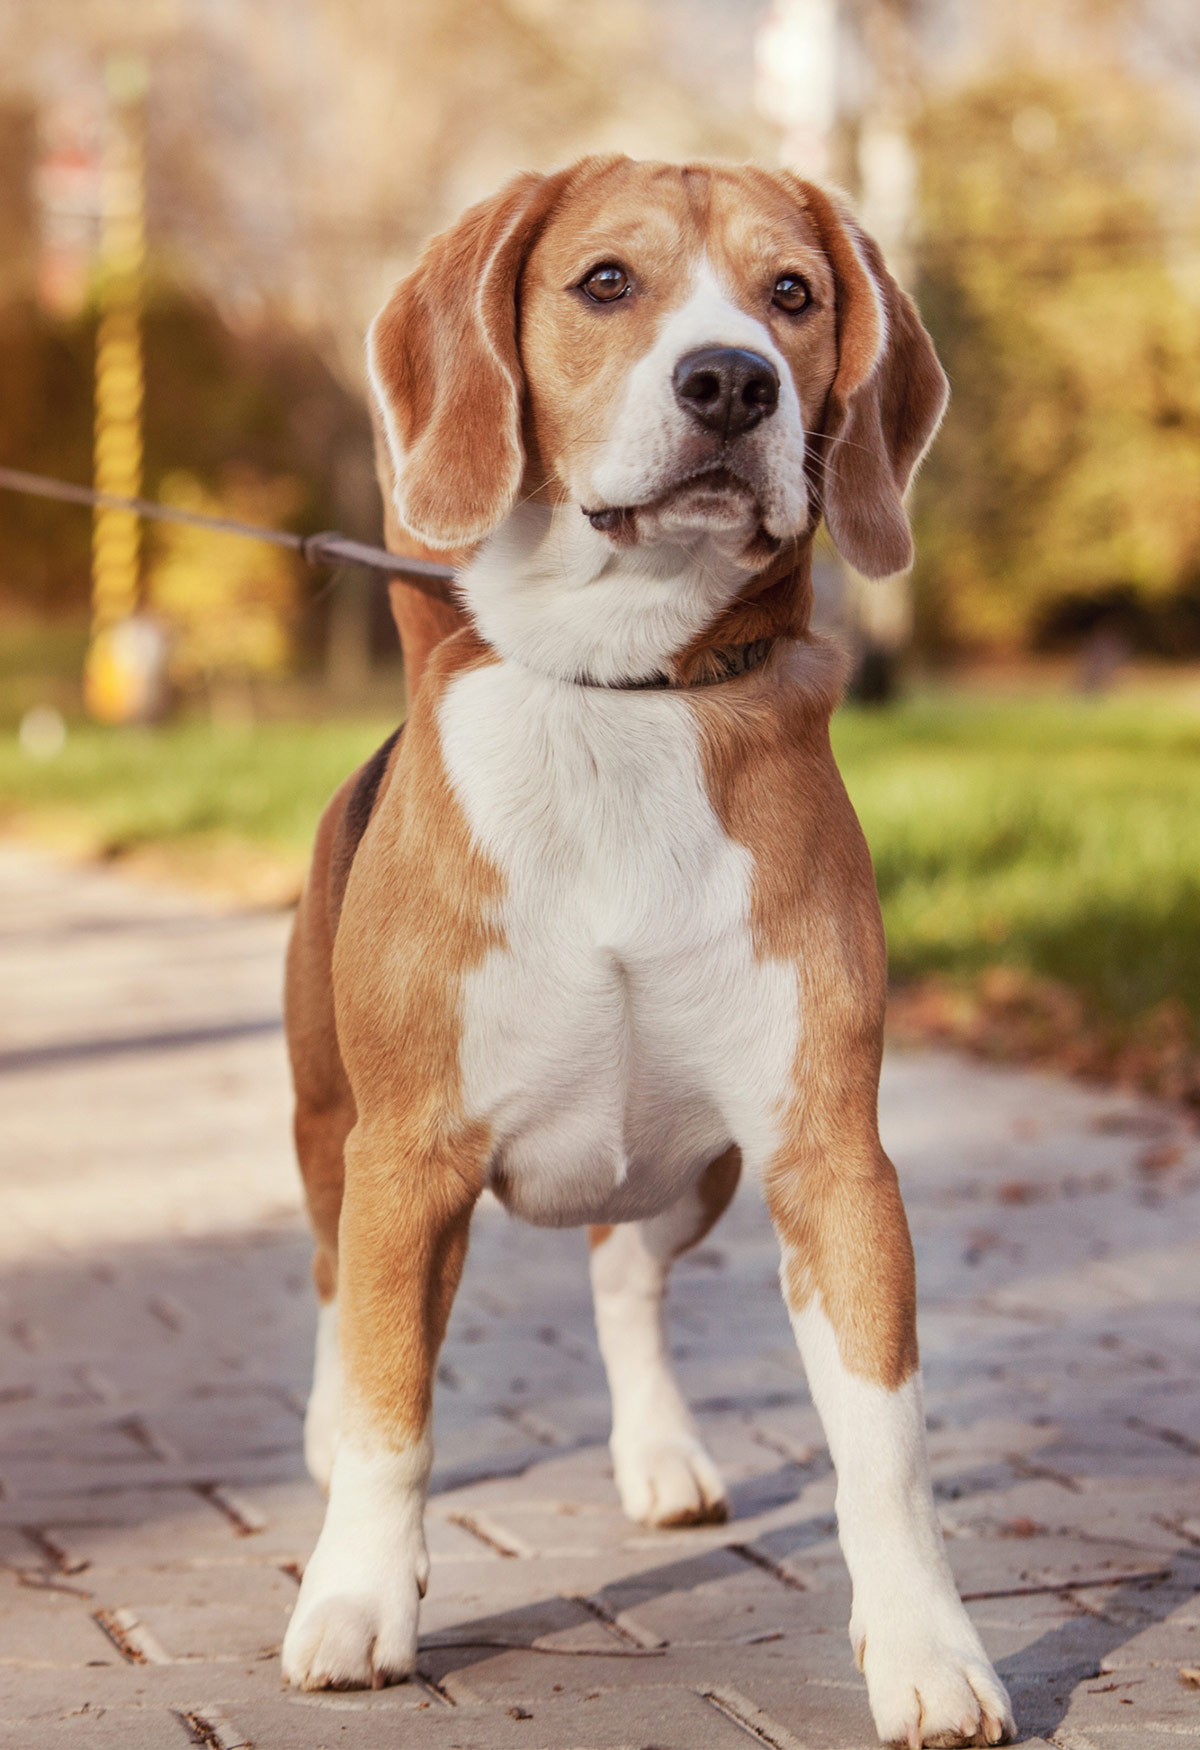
[
  {"x1": 831, "y1": 691, "x2": 1200, "y2": 1027},
  {"x1": 0, "y1": 715, "x2": 397, "y2": 892},
  {"x1": 0, "y1": 688, "x2": 1197, "y2": 1029}
]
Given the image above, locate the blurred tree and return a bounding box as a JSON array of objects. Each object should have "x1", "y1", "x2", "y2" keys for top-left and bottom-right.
[
  {"x1": 0, "y1": 0, "x2": 761, "y2": 372},
  {"x1": 0, "y1": 105, "x2": 36, "y2": 307},
  {"x1": 913, "y1": 58, "x2": 1200, "y2": 651},
  {"x1": 0, "y1": 290, "x2": 374, "y2": 621},
  {"x1": 146, "y1": 466, "x2": 301, "y2": 714}
]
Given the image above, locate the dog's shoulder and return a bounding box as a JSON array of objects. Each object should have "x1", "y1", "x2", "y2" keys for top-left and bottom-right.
[
  {"x1": 691, "y1": 635, "x2": 885, "y2": 1002},
  {"x1": 324, "y1": 628, "x2": 493, "y2": 933},
  {"x1": 690, "y1": 634, "x2": 848, "y2": 784}
]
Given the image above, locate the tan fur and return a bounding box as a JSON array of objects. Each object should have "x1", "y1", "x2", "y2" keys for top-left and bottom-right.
[
  {"x1": 286, "y1": 718, "x2": 413, "y2": 1306},
  {"x1": 285, "y1": 775, "x2": 359, "y2": 1306},
  {"x1": 691, "y1": 649, "x2": 918, "y2": 1390},
  {"x1": 306, "y1": 631, "x2": 502, "y2": 1442},
  {"x1": 387, "y1": 579, "x2": 465, "y2": 702},
  {"x1": 369, "y1": 163, "x2": 593, "y2": 550},
  {"x1": 292, "y1": 157, "x2": 944, "y2": 1439},
  {"x1": 370, "y1": 402, "x2": 468, "y2": 699},
  {"x1": 795, "y1": 180, "x2": 949, "y2": 579}
]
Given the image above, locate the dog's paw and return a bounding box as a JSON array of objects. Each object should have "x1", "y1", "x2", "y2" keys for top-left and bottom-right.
[
  {"x1": 856, "y1": 1617, "x2": 1014, "y2": 1748},
  {"x1": 283, "y1": 1434, "x2": 431, "y2": 1692},
  {"x1": 282, "y1": 1581, "x2": 421, "y2": 1690},
  {"x1": 612, "y1": 1430, "x2": 728, "y2": 1527}
]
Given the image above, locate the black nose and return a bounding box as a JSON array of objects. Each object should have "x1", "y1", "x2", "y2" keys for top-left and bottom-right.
[{"x1": 672, "y1": 346, "x2": 779, "y2": 439}]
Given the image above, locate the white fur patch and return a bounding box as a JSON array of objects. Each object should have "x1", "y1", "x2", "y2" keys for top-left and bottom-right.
[
  {"x1": 591, "y1": 1210, "x2": 727, "y2": 1525},
  {"x1": 303, "y1": 1299, "x2": 340, "y2": 1494},
  {"x1": 462, "y1": 499, "x2": 754, "y2": 687},
  {"x1": 581, "y1": 259, "x2": 811, "y2": 541},
  {"x1": 282, "y1": 1431, "x2": 432, "y2": 1691},
  {"x1": 437, "y1": 659, "x2": 799, "y2": 1227},
  {"x1": 785, "y1": 1286, "x2": 1014, "y2": 1746}
]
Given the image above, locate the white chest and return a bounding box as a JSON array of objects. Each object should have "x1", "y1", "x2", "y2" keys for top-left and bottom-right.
[{"x1": 437, "y1": 665, "x2": 799, "y2": 1227}]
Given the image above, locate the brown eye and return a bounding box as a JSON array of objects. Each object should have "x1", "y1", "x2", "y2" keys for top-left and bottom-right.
[
  {"x1": 772, "y1": 273, "x2": 811, "y2": 313},
  {"x1": 581, "y1": 263, "x2": 630, "y2": 303}
]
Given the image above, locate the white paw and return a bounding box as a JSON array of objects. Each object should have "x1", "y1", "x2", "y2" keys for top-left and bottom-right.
[
  {"x1": 855, "y1": 1611, "x2": 1015, "y2": 1748},
  {"x1": 282, "y1": 1578, "x2": 422, "y2": 1691},
  {"x1": 612, "y1": 1430, "x2": 728, "y2": 1527},
  {"x1": 283, "y1": 1435, "x2": 431, "y2": 1691},
  {"x1": 303, "y1": 1300, "x2": 340, "y2": 1493}
]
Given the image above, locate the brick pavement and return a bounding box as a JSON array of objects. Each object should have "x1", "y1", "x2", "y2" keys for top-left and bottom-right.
[{"x1": 1, "y1": 842, "x2": 1199, "y2": 1749}]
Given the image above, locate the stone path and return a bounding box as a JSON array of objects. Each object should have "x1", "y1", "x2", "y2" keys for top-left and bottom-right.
[{"x1": 1, "y1": 842, "x2": 1199, "y2": 1749}]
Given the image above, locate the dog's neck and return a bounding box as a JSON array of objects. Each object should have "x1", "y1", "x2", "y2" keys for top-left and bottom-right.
[{"x1": 458, "y1": 502, "x2": 814, "y2": 689}]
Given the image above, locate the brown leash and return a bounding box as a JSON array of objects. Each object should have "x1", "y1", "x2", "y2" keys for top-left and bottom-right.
[{"x1": 0, "y1": 464, "x2": 459, "y2": 604}]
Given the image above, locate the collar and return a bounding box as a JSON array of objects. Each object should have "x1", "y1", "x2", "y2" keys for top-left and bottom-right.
[{"x1": 570, "y1": 636, "x2": 777, "y2": 692}]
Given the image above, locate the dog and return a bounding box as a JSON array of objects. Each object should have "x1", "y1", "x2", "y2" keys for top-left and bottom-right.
[{"x1": 280, "y1": 155, "x2": 1015, "y2": 1748}]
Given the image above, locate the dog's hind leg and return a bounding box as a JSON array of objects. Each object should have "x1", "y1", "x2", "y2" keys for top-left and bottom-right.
[
  {"x1": 286, "y1": 731, "x2": 410, "y2": 1494},
  {"x1": 285, "y1": 780, "x2": 358, "y2": 1493},
  {"x1": 589, "y1": 1146, "x2": 740, "y2": 1527}
]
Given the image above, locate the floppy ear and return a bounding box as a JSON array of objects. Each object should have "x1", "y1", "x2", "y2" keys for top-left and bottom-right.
[
  {"x1": 366, "y1": 168, "x2": 572, "y2": 550},
  {"x1": 797, "y1": 181, "x2": 949, "y2": 579}
]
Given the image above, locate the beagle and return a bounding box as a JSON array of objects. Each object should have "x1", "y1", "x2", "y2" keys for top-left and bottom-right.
[{"x1": 281, "y1": 156, "x2": 1015, "y2": 1748}]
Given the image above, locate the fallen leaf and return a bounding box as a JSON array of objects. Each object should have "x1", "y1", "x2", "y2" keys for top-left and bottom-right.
[
  {"x1": 1000, "y1": 1517, "x2": 1044, "y2": 1538},
  {"x1": 1137, "y1": 1143, "x2": 1184, "y2": 1173}
]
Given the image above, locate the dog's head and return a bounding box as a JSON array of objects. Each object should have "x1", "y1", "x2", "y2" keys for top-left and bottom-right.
[{"x1": 369, "y1": 156, "x2": 947, "y2": 598}]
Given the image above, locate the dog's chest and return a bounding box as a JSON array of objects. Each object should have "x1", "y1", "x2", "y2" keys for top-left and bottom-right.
[{"x1": 437, "y1": 664, "x2": 798, "y2": 1227}]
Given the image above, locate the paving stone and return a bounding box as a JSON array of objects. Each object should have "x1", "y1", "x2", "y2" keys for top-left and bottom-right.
[
  {"x1": 421, "y1": 1637, "x2": 857, "y2": 1711},
  {"x1": 7, "y1": 1489, "x2": 263, "y2": 1572},
  {"x1": 0, "y1": 1712, "x2": 194, "y2": 1749},
  {"x1": 945, "y1": 1532, "x2": 1174, "y2": 1599},
  {"x1": 1053, "y1": 1735, "x2": 1200, "y2": 1749},
  {"x1": 1053, "y1": 1657, "x2": 1200, "y2": 1736},
  {"x1": 0, "y1": 1661, "x2": 273, "y2": 1725},
  {"x1": 217, "y1": 1686, "x2": 780, "y2": 1749},
  {"x1": 4, "y1": 842, "x2": 1200, "y2": 1748},
  {"x1": 418, "y1": 1551, "x2": 742, "y2": 1639},
  {"x1": 80, "y1": 1564, "x2": 299, "y2": 1614},
  {"x1": 0, "y1": 1568, "x2": 116, "y2": 1668}
]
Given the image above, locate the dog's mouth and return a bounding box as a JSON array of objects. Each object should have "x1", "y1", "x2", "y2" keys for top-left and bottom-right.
[{"x1": 584, "y1": 465, "x2": 768, "y2": 546}]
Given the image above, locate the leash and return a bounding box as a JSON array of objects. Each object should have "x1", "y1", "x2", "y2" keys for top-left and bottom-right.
[{"x1": 0, "y1": 464, "x2": 459, "y2": 605}]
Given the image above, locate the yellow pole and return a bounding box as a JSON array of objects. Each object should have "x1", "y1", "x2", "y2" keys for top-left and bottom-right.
[{"x1": 84, "y1": 54, "x2": 149, "y2": 723}]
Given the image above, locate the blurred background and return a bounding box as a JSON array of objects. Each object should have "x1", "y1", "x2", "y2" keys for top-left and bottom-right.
[{"x1": 1, "y1": 0, "x2": 1199, "y2": 1097}]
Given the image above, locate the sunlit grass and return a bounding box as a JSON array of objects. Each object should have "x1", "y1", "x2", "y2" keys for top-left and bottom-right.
[
  {"x1": 832, "y1": 690, "x2": 1200, "y2": 1025},
  {"x1": 0, "y1": 715, "x2": 396, "y2": 900},
  {"x1": 1, "y1": 687, "x2": 1197, "y2": 1027}
]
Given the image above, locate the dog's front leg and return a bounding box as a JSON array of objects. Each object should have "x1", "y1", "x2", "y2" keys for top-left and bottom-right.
[
  {"x1": 282, "y1": 1118, "x2": 480, "y2": 1691},
  {"x1": 766, "y1": 1141, "x2": 1014, "y2": 1749},
  {"x1": 589, "y1": 1148, "x2": 740, "y2": 1526}
]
